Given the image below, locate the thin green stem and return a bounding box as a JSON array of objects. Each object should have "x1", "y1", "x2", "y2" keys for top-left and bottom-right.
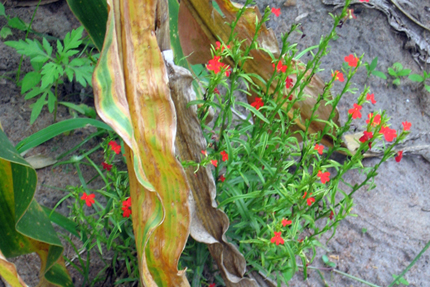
[
  {"x1": 297, "y1": 264, "x2": 382, "y2": 287},
  {"x1": 387, "y1": 239, "x2": 430, "y2": 287},
  {"x1": 53, "y1": 80, "x2": 59, "y2": 122}
]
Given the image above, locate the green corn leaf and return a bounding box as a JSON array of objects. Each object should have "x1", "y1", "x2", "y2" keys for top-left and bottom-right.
[
  {"x1": 15, "y1": 118, "x2": 112, "y2": 153},
  {"x1": 21, "y1": 71, "x2": 41, "y2": 94},
  {"x1": 0, "y1": 129, "x2": 72, "y2": 286}
]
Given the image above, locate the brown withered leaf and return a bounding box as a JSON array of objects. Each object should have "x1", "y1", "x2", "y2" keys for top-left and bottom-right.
[{"x1": 166, "y1": 58, "x2": 258, "y2": 287}]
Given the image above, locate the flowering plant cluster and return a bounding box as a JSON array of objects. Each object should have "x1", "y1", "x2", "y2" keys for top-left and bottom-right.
[{"x1": 191, "y1": 2, "x2": 410, "y2": 284}]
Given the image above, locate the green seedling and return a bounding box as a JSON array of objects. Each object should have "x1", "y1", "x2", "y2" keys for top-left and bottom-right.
[
  {"x1": 322, "y1": 254, "x2": 336, "y2": 268},
  {"x1": 388, "y1": 62, "x2": 411, "y2": 86},
  {"x1": 5, "y1": 26, "x2": 96, "y2": 124},
  {"x1": 364, "y1": 57, "x2": 386, "y2": 80},
  {"x1": 391, "y1": 274, "x2": 409, "y2": 286},
  {"x1": 362, "y1": 228, "x2": 367, "y2": 234},
  {"x1": 409, "y1": 71, "x2": 430, "y2": 93},
  {"x1": 0, "y1": 2, "x2": 29, "y2": 39}
]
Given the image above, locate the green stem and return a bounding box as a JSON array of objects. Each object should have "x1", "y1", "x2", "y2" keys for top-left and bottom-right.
[
  {"x1": 297, "y1": 264, "x2": 382, "y2": 287},
  {"x1": 53, "y1": 80, "x2": 58, "y2": 122},
  {"x1": 387, "y1": 239, "x2": 430, "y2": 287},
  {"x1": 16, "y1": 0, "x2": 41, "y2": 84}
]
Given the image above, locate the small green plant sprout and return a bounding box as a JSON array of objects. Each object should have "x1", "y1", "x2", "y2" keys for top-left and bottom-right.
[
  {"x1": 0, "y1": 3, "x2": 29, "y2": 39},
  {"x1": 361, "y1": 228, "x2": 367, "y2": 234},
  {"x1": 387, "y1": 62, "x2": 411, "y2": 86},
  {"x1": 322, "y1": 254, "x2": 336, "y2": 268},
  {"x1": 5, "y1": 26, "x2": 95, "y2": 124},
  {"x1": 391, "y1": 274, "x2": 410, "y2": 286},
  {"x1": 408, "y1": 70, "x2": 430, "y2": 93},
  {"x1": 364, "y1": 56, "x2": 386, "y2": 80}
]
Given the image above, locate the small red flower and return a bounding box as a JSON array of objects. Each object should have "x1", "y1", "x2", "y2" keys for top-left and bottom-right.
[
  {"x1": 222, "y1": 63, "x2": 232, "y2": 77},
  {"x1": 220, "y1": 151, "x2": 228, "y2": 162},
  {"x1": 213, "y1": 88, "x2": 220, "y2": 95},
  {"x1": 272, "y1": 61, "x2": 288, "y2": 73},
  {"x1": 307, "y1": 197, "x2": 315, "y2": 206},
  {"x1": 251, "y1": 97, "x2": 264, "y2": 110},
  {"x1": 285, "y1": 77, "x2": 293, "y2": 88},
  {"x1": 219, "y1": 175, "x2": 226, "y2": 182},
  {"x1": 209, "y1": 284, "x2": 216, "y2": 287},
  {"x1": 282, "y1": 218, "x2": 292, "y2": 227},
  {"x1": 359, "y1": 0, "x2": 369, "y2": 2},
  {"x1": 271, "y1": 7, "x2": 281, "y2": 17},
  {"x1": 359, "y1": 131, "x2": 373, "y2": 143},
  {"x1": 109, "y1": 141, "x2": 121, "y2": 154},
  {"x1": 302, "y1": 191, "x2": 308, "y2": 199},
  {"x1": 366, "y1": 93, "x2": 376, "y2": 104},
  {"x1": 81, "y1": 192, "x2": 95, "y2": 207},
  {"x1": 215, "y1": 41, "x2": 230, "y2": 52},
  {"x1": 317, "y1": 170, "x2": 330, "y2": 184},
  {"x1": 102, "y1": 162, "x2": 113, "y2": 171},
  {"x1": 329, "y1": 211, "x2": 334, "y2": 220},
  {"x1": 395, "y1": 151, "x2": 403, "y2": 162},
  {"x1": 379, "y1": 126, "x2": 397, "y2": 142},
  {"x1": 314, "y1": 144, "x2": 324, "y2": 155},
  {"x1": 332, "y1": 70, "x2": 344, "y2": 82},
  {"x1": 298, "y1": 239, "x2": 303, "y2": 243},
  {"x1": 344, "y1": 54, "x2": 358, "y2": 67},
  {"x1": 271, "y1": 231, "x2": 284, "y2": 245},
  {"x1": 121, "y1": 198, "x2": 132, "y2": 218},
  {"x1": 201, "y1": 150, "x2": 208, "y2": 157},
  {"x1": 207, "y1": 56, "x2": 222, "y2": 74},
  {"x1": 366, "y1": 113, "x2": 381, "y2": 127},
  {"x1": 348, "y1": 103, "x2": 362, "y2": 119},
  {"x1": 402, "y1": 121, "x2": 411, "y2": 131},
  {"x1": 284, "y1": 94, "x2": 293, "y2": 101},
  {"x1": 211, "y1": 159, "x2": 218, "y2": 167}
]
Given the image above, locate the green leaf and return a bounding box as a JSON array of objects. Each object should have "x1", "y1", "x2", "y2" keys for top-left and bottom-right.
[
  {"x1": 5, "y1": 39, "x2": 50, "y2": 64},
  {"x1": 369, "y1": 56, "x2": 378, "y2": 71},
  {"x1": 0, "y1": 26, "x2": 12, "y2": 39},
  {"x1": 408, "y1": 74, "x2": 423, "y2": 82},
  {"x1": 66, "y1": 0, "x2": 108, "y2": 51},
  {"x1": 388, "y1": 67, "x2": 396, "y2": 77},
  {"x1": 21, "y1": 71, "x2": 41, "y2": 94},
  {"x1": 397, "y1": 69, "x2": 411, "y2": 77},
  {"x1": 25, "y1": 86, "x2": 43, "y2": 100},
  {"x1": 56, "y1": 39, "x2": 63, "y2": 54},
  {"x1": 41, "y1": 62, "x2": 63, "y2": 90},
  {"x1": 42, "y1": 37, "x2": 53, "y2": 57},
  {"x1": 42, "y1": 206, "x2": 79, "y2": 237},
  {"x1": 59, "y1": 102, "x2": 96, "y2": 118},
  {"x1": 7, "y1": 17, "x2": 27, "y2": 31},
  {"x1": 30, "y1": 92, "x2": 47, "y2": 124},
  {"x1": 322, "y1": 254, "x2": 329, "y2": 264},
  {"x1": 0, "y1": 3, "x2": 5, "y2": 16},
  {"x1": 235, "y1": 101, "x2": 269, "y2": 124},
  {"x1": 15, "y1": 118, "x2": 113, "y2": 153},
  {"x1": 371, "y1": 70, "x2": 387, "y2": 80},
  {"x1": 393, "y1": 78, "x2": 400, "y2": 86},
  {"x1": 63, "y1": 26, "x2": 84, "y2": 54},
  {"x1": 393, "y1": 62, "x2": 403, "y2": 70},
  {"x1": 47, "y1": 90, "x2": 56, "y2": 113},
  {"x1": 425, "y1": 85, "x2": 430, "y2": 93}
]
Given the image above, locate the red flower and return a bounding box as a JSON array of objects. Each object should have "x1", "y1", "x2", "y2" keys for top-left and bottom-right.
[
  {"x1": 329, "y1": 211, "x2": 334, "y2": 220},
  {"x1": 359, "y1": 131, "x2": 373, "y2": 143},
  {"x1": 314, "y1": 144, "x2": 324, "y2": 155},
  {"x1": 332, "y1": 70, "x2": 344, "y2": 82},
  {"x1": 207, "y1": 56, "x2": 222, "y2": 74},
  {"x1": 109, "y1": 141, "x2": 121, "y2": 154},
  {"x1": 282, "y1": 218, "x2": 292, "y2": 227},
  {"x1": 222, "y1": 63, "x2": 232, "y2": 77},
  {"x1": 344, "y1": 54, "x2": 358, "y2": 67},
  {"x1": 81, "y1": 192, "x2": 95, "y2": 207},
  {"x1": 359, "y1": 0, "x2": 369, "y2": 2},
  {"x1": 211, "y1": 159, "x2": 218, "y2": 167},
  {"x1": 220, "y1": 151, "x2": 228, "y2": 162},
  {"x1": 219, "y1": 175, "x2": 226, "y2": 182},
  {"x1": 121, "y1": 198, "x2": 132, "y2": 218},
  {"x1": 379, "y1": 126, "x2": 397, "y2": 142},
  {"x1": 213, "y1": 88, "x2": 220, "y2": 95},
  {"x1": 307, "y1": 197, "x2": 315, "y2": 206},
  {"x1": 395, "y1": 151, "x2": 403, "y2": 162},
  {"x1": 201, "y1": 150, "x2": 208, "y2": 157},
  {"x1": 348, "y1": 103, "x2": 362, "y2": 119},
  {"x1": 285, "y1": 77, "x2": 293, "y2": 88},
  {"x1": 251, "y1": 97, "x2": 264, "y2": 110},
  {"x1": 317, "y1": 170, "x2": 330, "y2": 184},
  {"x1": 209, "y1": 284, "x2": 216, "y2": 287},
  {"x1": 402, "y1": 121, "x2": 411, "y2": 131},
  {"x1": 272, "y1": 61, "x2": 287, "y2": 73},
  {"x1": 271, "y1": 7, "x2": 281, "y2": 17},
  {"x1": 366, "y1": 93, "x2": 376, "y2": 104},
  {"x1": 366, "y1": 113, "x2": 381, "y2": 127},
  {"x1": 271, "y1": 231, "x2": 284, "y2": 245},
  {"x1": 215, "y1": 41, "x2": 230, "y2": 52},
  {"x1": 102, "y1": 162, "x2": 113, "y2": 171}
]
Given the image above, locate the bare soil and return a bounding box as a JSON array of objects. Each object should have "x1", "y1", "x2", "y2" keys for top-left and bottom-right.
[{"x1": 0, "y1": 0, "x2": 429, "y2": 286}]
